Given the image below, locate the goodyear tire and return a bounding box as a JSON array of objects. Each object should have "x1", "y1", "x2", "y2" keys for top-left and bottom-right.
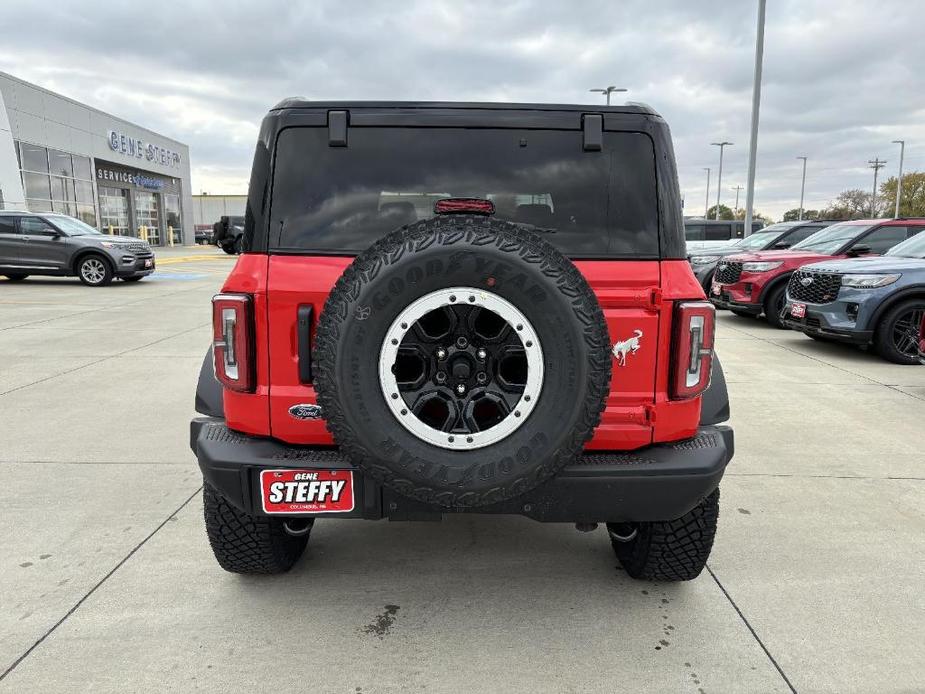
[
  {"x1": 608, "y1": 489, "x2": 720, "y2": 581},
  {"x1": 203, "y1": 483, "x2": 310, "y2": 574},
  {"x1": 314, "y1": 216, "x2": 611, "y2": 508}
]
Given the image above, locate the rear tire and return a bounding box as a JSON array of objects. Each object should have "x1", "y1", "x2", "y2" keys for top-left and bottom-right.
[
  {"x1": 3, "y1": 273, "x2": 28, "y2": 281},
  {"x1": 608, "y1": 489, "x2": 719, "y2": 582},
  {"x1": 77, "y1": 254, "x2": 114, "y2": 286},
  {"x1": 203, "y1": 483, "x2": 310, "y2": 574},
  {"x1": 764, "y1": 284, "x2": 788, "y2": 329},
  {"x1": 874, "y1": 299, "x2": 925, "y2": 365}
]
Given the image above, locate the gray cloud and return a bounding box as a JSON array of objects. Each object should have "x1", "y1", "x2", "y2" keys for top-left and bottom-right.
[{"x1": 1, "y1": 0, "x2": 922, "y2": 217}]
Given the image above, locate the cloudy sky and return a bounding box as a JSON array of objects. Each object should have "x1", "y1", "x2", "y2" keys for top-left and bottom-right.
[{"x1": 1, "y1": 0, "x2": 922, "y2": 219}]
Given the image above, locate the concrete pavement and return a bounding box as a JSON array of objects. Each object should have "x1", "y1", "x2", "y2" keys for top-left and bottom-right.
[{"x1": 1, "y1": 259, "x2": 923, "y2": 693}]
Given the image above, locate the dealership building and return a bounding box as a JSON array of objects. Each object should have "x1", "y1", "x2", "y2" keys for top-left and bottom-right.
[{"x1": 0, "y1": 71, "x2": 193, "y2": 245}]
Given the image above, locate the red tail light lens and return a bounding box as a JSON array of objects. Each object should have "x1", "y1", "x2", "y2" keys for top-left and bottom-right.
[
  {"x1": 212, "y1": 293, "x2": 255, "y2": 393},
  {"x1": 434, "y1": 198, "x2": 495, "y2": 215},
  {"x1": 671, "y1": 301, "x2": 715, "y2": 400}
]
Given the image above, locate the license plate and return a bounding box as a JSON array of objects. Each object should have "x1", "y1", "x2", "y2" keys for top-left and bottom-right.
[
  {"x1": 144, "y1": 259, "x2": 153, "y2": 268},
  {"x1": 260, "y1": 469, "x2": 354, "y2": 514},
  {"x1": 790, "y1": 302, "x2": 806, "y2": 319}
]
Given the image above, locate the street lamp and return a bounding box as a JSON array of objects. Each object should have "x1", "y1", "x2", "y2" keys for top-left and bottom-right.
[
  {"x1": 892, "y1": 140, "x2": 905, "y2": 218},
  {"x1": 732, "y1": 185, "x2": 744, "y2": 212},
  {"x1": 703, "y1": 168, "x2": 711, "y2": 218},
  {"x1": 589, "y1": 86, "x2": 627, "y2": 105},
  {"x1": 796, "y1": 156, "x2": 808, "y2": 220},
  {"x1": 743, "y1": 0, "x2": 767, "y2": 236},
  {"x1": 711, "y1": 141, "x2": 733, "y2": 219}
]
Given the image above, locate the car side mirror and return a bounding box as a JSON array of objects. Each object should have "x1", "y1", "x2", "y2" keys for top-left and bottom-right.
[
  {"x1": 773, "y1": 242, "x2": 791, "y2": 249},
  {"x1": 848, "y1": 244, "x2": 871, "y2": 257}
]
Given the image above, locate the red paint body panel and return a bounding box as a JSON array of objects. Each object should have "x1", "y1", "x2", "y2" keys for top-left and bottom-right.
[
  {"x1": 220, "y1": 254, "x2": 272, "y2": 435},
  {"x1": 713, "y1": 249, "x2": 847, "y2": 306},
  {"x1": 221, "y1": 254, "x2": 709, "y2": 451}
]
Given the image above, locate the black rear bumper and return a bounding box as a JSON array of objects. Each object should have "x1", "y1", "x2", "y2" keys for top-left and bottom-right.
[{"x1": 190, "y1": 418, "x2": 734, "y2": 523}]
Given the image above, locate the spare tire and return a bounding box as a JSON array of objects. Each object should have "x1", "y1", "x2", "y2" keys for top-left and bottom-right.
[{"x1": 314, "y1": 216, "x2": 610, "y2": 508}]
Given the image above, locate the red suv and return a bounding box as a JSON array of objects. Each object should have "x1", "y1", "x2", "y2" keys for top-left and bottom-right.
[
  {"x1": 191, "y1": 101, "x2": 733, "y2": 581},
  {"x1": 711, "y1": 219, "x2": 925, "y2": 327}
]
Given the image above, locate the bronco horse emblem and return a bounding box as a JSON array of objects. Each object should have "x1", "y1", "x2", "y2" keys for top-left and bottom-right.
[{"x1": 611, "y1": 329, "x2": 643, "y2": 366}]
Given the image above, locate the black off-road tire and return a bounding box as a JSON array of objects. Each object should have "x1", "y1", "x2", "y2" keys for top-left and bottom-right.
[
  {"x1": 874, "y1": 299, "x2": 925, "y2": 365},
  {"x1": 608, "y1": 489, "x2": 719, "y2": 581},
  {"x1": 3, "y1": 273, "x2": 28, "y2": 281},
  {"x1": 203, "y1": 483, "x2": 310, "y2": 574},
  {"x1": 313, "y1": 215, "x2": 611, "y2": 508},
  {"x1": 764, "y1": 284, "x2": 788, "y2": 329}
]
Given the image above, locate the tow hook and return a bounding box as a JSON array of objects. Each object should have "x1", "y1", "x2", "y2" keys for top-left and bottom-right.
[
  {"x1": 282, "y1": 519, "x2": 313, "y2": 537},
  {"x1": 575, "y1": 522, "x2": 598, "y2": 533}
]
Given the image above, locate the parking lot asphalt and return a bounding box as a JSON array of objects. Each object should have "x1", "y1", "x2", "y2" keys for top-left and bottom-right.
[{"x1": 1, "y1": 253, "x2": 924, "y2": 694}]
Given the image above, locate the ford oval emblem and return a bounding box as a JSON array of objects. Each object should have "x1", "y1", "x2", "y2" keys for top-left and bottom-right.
[
  {"x1": 800, "y1": 276, "x2": 813, "y2": 286},
  {"x1": 288, "y1": 403, "x2": 323, "y2": 420}
]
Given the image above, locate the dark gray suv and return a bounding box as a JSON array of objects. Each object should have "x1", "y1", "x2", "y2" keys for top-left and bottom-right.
[{"x1": 0, "y1": 211, "x2": 154, "y2": 286}]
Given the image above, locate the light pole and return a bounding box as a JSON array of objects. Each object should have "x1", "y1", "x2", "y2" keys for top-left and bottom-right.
[
  {"x1": 892, "y1": 140, "x2": 905, "y2": 218},
  {"x1": 711, "y1": 142, "x2": 733, "y2": 218},
  {"x1": 744, "y1": 0, "x2": 767, "y2": 236},
  {"x1": 796, "y1": 156, "x2": 808, "y2": 220},
  {"x1": 868, "y1": 158, "x2": 886, "y2": 217},
  {"x1": 589, "y1": 86, "x2": 627, "y2": 105},
  {"x1": 732, "y1": 185, "x2": 744, "y2": 212},
  {"x1": 703, "y1": 168, "x2": 711, "y2": 218}
]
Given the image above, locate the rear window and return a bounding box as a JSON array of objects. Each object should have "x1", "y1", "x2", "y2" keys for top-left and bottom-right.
[{"x1": 269, "y1": 127, "x2": 659, "y2": 258}]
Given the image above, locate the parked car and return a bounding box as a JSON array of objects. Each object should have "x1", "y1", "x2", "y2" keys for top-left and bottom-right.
[
  {"x1": 194, "y1": 226, "x2": 214, "y2": 245},
  {"x1": 685, "y1": 218, "x2": 765, "y2": 253},
  {"x1": 782, "y1": 231, "x2": 925, "y2": 363},
  {"x1": 711, "y1": 218, "x2": 925, "y2": 327},
  {"x1": 212, "y1": 215, "x2": 244, "y2": 255},
  {"x1": 0, "y1": 211, "x2": 155, "y2": 286},
  {"x1": 191, "y1": 100, "x2": 733, "y2": 581},
  {"x1": 689, "y1": 220, "x2": 836, "y2": 291}
]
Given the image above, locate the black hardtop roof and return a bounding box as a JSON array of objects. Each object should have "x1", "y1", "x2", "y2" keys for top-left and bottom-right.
[{"x1": 269, "y1": 99, "x2": 661, "y2": 118}]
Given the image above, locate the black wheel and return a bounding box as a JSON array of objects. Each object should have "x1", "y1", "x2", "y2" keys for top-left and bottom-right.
[
  {"x1": 3, "y1": 273, "x2": 28, "y2": 281},
  {"x1": 122, "y1": 276, "x2": 144, "y2": 283},
  {"x1": 729, "y1": 309, "x2": 754, "y2": 318},
  {"x1": 314, "y1": 215, "x2": 611, "y2": 508},
  {"x1": 203, "y1": 483, "x2": 310, "y2": 574},
  {"x1": 608, "y1": 489, "x2": 719, "y2": 582},
  {"x1": 874, "y1": 300, "x2": 925, "y2": 365},
  {"x1": 77, "y1": 254, "x2": 114, "y2": 286},
  {"x1": 763, "y1": 283, "x2": 788, "y2": 329}
]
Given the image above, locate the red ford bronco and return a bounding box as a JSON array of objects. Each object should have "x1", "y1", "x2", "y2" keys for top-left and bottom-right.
[{"x1": 191, "y1": 101, "x2": 733, "y2": 581}]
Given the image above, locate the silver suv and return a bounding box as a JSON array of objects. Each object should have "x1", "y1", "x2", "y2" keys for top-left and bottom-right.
[{"x1": 0, "y1": 211, "x2": 154, "y2": 286}]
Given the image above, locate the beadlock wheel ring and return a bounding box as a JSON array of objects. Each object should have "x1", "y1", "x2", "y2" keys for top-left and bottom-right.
[{"x1": 378, "y1": 286, "x2": 544, "y2": 450}]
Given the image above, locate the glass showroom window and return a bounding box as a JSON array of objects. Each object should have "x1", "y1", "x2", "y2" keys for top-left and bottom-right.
[
  {"x1": 165, "y1": 193, "x2": 182, "y2": 244},
  {"x1": 16, "y1": 142, "x2": 97, "y2": 226},
  {"x1": 99, "y1": 186, "x2": 131, "y2": 236}
]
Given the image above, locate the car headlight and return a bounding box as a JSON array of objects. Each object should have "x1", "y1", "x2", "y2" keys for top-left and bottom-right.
[
  {"x1": 840, "y1": 273, "x2": 901, "y2": 288},
  {"x1": 100, "y1": 241, "x2": 119, "y2": 248},
  {"x1": 690, "y1": 255, "x2": 721, "y2": 265},
  {"x1": 742, "y1": 261, "x2": 783, "y2": 272}
]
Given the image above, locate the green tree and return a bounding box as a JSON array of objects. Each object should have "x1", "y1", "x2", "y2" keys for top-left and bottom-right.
[
  {"x1": 822, "y1": 188, "x2": 888, "y2": 220},
  {"x1": 879, "y1": 172, "x2": 925, "y2": 217},
  {"x1": 705, "y1": 204, "x2": 734, "y2": 220},
  {"x1": 782, "y1": 208, "x2": 820, "y2": 222}
]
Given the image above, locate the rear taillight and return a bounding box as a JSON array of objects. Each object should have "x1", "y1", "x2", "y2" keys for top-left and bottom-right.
[
  {"x1": 434, "y1": 198, "x2": 495, "y2": 215},
  {"x1": 212, "y1": 293, "x2": 255, "y2": 393},
  {"x1": 670, "y1": 301, "x2": 716, "y2": 400}
]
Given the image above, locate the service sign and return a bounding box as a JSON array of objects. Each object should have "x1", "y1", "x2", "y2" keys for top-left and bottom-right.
[{"x1": 260, "y1": 469, "x2": 355, "y2": 514}]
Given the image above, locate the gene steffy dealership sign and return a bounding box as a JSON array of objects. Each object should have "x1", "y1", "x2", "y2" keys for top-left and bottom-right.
[{"x1": 108, "y1": 130, "x2": 181, "y2": 169}]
